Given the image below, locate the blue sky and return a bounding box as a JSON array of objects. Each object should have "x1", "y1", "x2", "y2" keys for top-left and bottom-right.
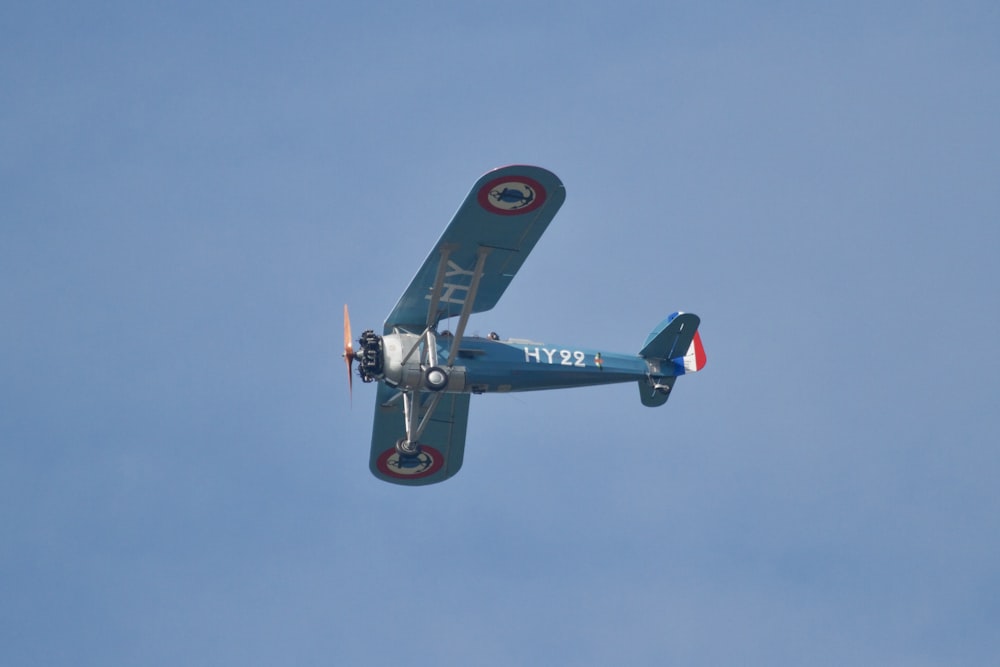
[{"x1": 3, "y1": 1, "x2": 999, "y2": 664}]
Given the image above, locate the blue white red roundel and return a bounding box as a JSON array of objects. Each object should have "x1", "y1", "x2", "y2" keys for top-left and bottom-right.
[
  {"x1": 477, "y1": 175, "x2": 546, "y2": 215},
  {"x1": 376, "y1": 445, "x2": 445, "y2": 479}
]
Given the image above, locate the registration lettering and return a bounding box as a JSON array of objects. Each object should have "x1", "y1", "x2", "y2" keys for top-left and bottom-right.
[
  {"x1": 524, "y1": 347, "x2": 586, "y2": 367},
  {"x1": 425, "y1": 260, "x2": 477, "y2": 306}
]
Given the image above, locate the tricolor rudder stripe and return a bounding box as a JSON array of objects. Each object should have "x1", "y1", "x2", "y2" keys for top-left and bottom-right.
[{"x1": 682, "y1": 331, "x2": 707, "y2": 373}]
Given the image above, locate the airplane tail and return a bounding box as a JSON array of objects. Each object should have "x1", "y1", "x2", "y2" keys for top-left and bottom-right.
[{"x1": 637, "y1": 312, "x2": 706, "y2": 407}]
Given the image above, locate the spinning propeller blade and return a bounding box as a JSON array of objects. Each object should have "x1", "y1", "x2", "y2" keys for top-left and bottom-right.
[{"x1": 343, "y1": 304, "x2": 355, "y2": 401}]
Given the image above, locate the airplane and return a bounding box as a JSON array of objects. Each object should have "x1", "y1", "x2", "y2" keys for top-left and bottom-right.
[{"x1": 343, "y1": 165, "x2": 706, "y2": 485}]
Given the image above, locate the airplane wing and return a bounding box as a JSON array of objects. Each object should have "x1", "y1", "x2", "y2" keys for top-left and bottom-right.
[
  {"x1": 368, "y1": 382, "x2": 471, "y2": 486},
  {"x1": 383, "y1": 165, "x2": 566, "y2": 333}
]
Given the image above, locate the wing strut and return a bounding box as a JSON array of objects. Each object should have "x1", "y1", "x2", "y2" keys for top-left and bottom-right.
[
  {"x1": 394, "y1": 245, "x2": 492, "y2": 453},
  {"x1": 395, "y1": 243, "x2": 458, "y2": 370},
  {"x1": 445, "y1": 246, "x2": 490, "y2": 367},
  {"x1": 425, "y1": 244, "x2": 457, "y2": 329},
  {"x1": 400, "y1": 389, "x2": 447, "y2": 449},
  {"x1": 395, "y1": 244, "x2": 491, "y2": 373}
]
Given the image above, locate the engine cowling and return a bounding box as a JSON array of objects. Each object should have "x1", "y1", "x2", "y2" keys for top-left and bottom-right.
[{"x1": 378, "y1": 332, "x2": 468, "y2": 392}]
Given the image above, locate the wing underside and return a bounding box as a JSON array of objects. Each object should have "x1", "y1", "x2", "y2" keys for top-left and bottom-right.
[
  {"x1": 383, "y1": 165, "x2": 566, "y2": 333},
  {"x1": 368, "y1": 382, "x2": 471, "y2": 486}
]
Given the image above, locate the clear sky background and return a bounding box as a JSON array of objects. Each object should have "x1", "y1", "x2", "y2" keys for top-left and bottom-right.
[{"x1": 3, "y1": 1, "x2": 999, "y2": 665}]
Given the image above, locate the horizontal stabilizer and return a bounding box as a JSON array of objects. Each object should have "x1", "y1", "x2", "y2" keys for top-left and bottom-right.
[{"x1": 639, "y1": 377, "x2": 674, "y2": 407}]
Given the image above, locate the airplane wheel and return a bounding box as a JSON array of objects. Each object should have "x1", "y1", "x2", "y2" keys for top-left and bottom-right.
[
  {"x1": 395, "y1": 438, "x2": 421, "y2": 456},
  {"x1": 424, "y1": 366, "x2": 449, "y2": 391}
]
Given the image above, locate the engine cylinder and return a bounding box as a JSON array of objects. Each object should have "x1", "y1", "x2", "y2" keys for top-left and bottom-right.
[{"x1": 357, "y1": 330, "x2": 383, "y2": 382}]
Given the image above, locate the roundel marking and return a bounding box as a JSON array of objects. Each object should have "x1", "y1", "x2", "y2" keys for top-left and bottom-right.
[
  {"x1": 477, "y1": 175, "x2": 546, "y2": 215},
  {"x1": 376, "y1": 445, "x2": 445, "y2": 480}
]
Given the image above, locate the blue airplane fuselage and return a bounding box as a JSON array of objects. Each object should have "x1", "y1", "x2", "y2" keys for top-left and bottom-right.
[{"x1": 379, "y1": 332, "x2": 655, "y2": 395}]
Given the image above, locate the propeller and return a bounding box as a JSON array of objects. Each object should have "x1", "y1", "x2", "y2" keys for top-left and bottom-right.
[{"x1": 343, "y1": 304, "x2": 356, "y2": 401}]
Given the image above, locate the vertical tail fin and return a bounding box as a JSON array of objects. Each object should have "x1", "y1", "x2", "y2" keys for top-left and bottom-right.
[{"x1": 638, "y1": 312, "x2": 706, "y2": 373}]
